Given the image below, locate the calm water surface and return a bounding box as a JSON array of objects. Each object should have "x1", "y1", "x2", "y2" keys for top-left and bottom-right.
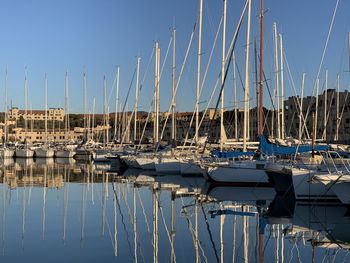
[{"x1": 0, "y1": 158, "x2": 349, "y2": 262}]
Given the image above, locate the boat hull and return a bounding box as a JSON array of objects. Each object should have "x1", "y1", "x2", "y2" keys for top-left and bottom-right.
[
  {"x1": 15, "y1": 149, "x2": 34, "y2": 158},
  {"x1": 136, "y1": 157, "x2": 156, "y2": 170},
  {"x1": 206, "y1": 161, "x2": 270, "y2": 186},
  {"x1": 35, "y1": 148, "x2": 55, "y2": 158},
  {"x1": 121, "y1": 156, "x2": 141, "y2": 169},
  {"x1": 155, "y1": 158, "x2": 181, "y2": 174},
  {"x1": 179, "y1": 160, "x2": 206, "y2": 176},
  {"x1": 331, "y1": 182, "x2": 350, "y2": 204},
  {"x1": 291, "y1": 168, "x2": 339, "y2": 201},
  {"x1": 265, "y1": 162, "x2": 294, "y2": 194},
  {"x1": 55, "y1": 150, "x2": 76, "y2": 158}
]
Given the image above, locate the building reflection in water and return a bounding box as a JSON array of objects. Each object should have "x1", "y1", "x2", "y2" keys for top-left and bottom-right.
[{"x1": 0, "y1": 160, "x2": 350, "y2": 262}]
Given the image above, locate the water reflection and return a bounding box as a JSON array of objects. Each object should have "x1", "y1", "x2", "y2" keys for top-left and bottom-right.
[{"x1": 0, "y1": 160, "x2": 349, "y2": 262}]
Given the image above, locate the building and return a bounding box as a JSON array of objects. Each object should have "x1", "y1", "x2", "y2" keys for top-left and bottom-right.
[
  {"x1": 284, "y1": 89, "x2": 350, "y2": 143},
  {"x1": 10, "y1": 127, "x2": 83, "y2": 143},
  {"x1": 8, "y1": 107, "x2": 65, "y2": 121}
]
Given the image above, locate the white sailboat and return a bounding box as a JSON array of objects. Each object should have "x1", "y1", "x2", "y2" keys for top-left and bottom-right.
[
  {"x1": 202, "y1": 0, "x2": 272, "y2": 185},
  {"x1": 35, "y1": 74, "x2": 55, "y2": 158},
  {"x1": 55, "y1": 72, "x2": 76, "y2": 158},
  {"x1": 313, "y1": 174, "x2": 350, "y2": 204},
  {"x1": 154, "y1": 156, "x2": 181, "y2": 174},
  {"x1": 16, "y1": 72, "x2": 34, "y2": 158},
  {"x1": 291, "y1": 167, "x2": 339, "y2": 201},
  {"x1": 1, "y1": 68, "x2": 15, "y2": 158},
  {"x1": 205, "y1": 158, "x2": 270, "y2": 186}
]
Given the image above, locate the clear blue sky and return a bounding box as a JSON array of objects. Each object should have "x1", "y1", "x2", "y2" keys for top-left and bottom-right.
[{"x1": 0, "y1": 0, "x2": 349, "y2": 113}]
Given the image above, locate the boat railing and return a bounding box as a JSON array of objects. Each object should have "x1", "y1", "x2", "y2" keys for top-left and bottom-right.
[{"x1": 319, "y1": 151, "x2": 350, "y2": 175}]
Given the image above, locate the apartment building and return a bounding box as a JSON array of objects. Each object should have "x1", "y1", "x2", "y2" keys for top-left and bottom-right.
[{"x1": 8, "y1": 107, "x2": 65, "y2": 121}]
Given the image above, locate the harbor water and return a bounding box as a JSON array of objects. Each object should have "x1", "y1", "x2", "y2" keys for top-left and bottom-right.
[{"x1": 0, "y1": 159, "x2": 349, "y2": 262}]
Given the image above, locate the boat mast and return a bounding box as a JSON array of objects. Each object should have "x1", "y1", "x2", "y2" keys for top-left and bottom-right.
[
  {"x1": 92, "y1": 97, "x2": 96, "y2": 141},
  {"x1": 312, "y1": 112, "x2": 316, "y2": 156},
  {"x1": 153, "y1": 43, "x2": 157, "y2": 145},
  {"x1": 273, "y1": 22, "x2": 280, "y2": 139},
  {"x1": 156, "y1": 46, "x2": 160, "y2": 146},
  {"x1": 243, "y1": 0, "x2": 252, "y2": 152},
  {"x1": 24, "y1": 70, "x2": 28, "y2": 145},
  {"x1": 171, "y1": 27, "x2": 176, "y2": 148},
  {"x1": 299, "y1": 73, "x2": 305, "y2": 141},
  {"x1": 258, "y1": 0, "x2": 264, "y2": 136},
  {"x1": 233, "y1": 53, "x2": 238, "y2": 140},
  {"x1": 154, "y1": 42, "x2": 160, "y2": 146},
  {"x1": 195, "y1": 0, "x2": 203, "y2": 143},
  {"x1": 83, "y1": 71, "x2": 87, "y2": 140},
  {"x1": 315, "y1": 78, "x2": 320, "y2": 141},
  {"x1": 220, "y1": 0, "x2": 227, "y2": 151},
  {"x1": 254, "y1": 39, "x2": 259, "y2": 138},
  {"x1": 336, "y1": 74, "x2": 340, "y2": 141},
  {"x1": 279, "y1": 33, "x2": 285, "y2": 139},
  {"x1": 134, "y1": 57, "x2": 141, "y2": 143},
  {"x1": 114, "y1": 67, "x2": 119, "y2": 141},
  {"x1": 103, "y1": 76, "x2": 107, "y2": 146},
  {"x1": 65, "y1": 72, "x2": 69, "y2": 142},
  {"x1": 114, "y1": 67, "x2": 120, "y2": 142},
  {"x1": 323, "y1": 70, "x2": 328, "y2": 141},
  {"x1": 45, "y1": 74, "x2": 48, "y2": 146},
  {"x1": 348, "y1": 32, "x2": 350, "y2": 71},
  {"x1": 4, "y1": 68, "x2": 8, "y2": 145}
]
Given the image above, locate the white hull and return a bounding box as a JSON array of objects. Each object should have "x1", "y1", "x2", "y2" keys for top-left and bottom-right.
[
  {"x1": 15, "y1": 149, "x2": 34, "y2": 158},
  {"x1": 331, "y1": 182, "x2": 350, "y2": 204},
  {"x1": 55, "y1": 150, "x2": 76, "y2": 158},
  {"x1": 155, "y1": 158, "x2": 181, "y2": 174},
  {"x1": 179, "y1": 160, "x2": 206, "y2": 176},
  {"x1": 35, "y1": 148, "x2": 55, "y2": 158},
  {"x1": 206, "y1": 160, "x2": 269, "y2": 185},
  {"x1": 291, "y1": 168, "x2": 338, "y2": 201},
  {"x1": 0, "y1": 148, "x2": 15, "y2": 158},
  {"x1": 136, "y1": 157, "x2": 156, "y2": 170}
]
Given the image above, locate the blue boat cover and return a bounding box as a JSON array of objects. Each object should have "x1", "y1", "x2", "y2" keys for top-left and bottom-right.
[
  {"x1": 211, "y1": 150, "x2": 256, "y2": 158},
  {"x1": 259, "y1": 136, "x2": 328, "y2": 156}
]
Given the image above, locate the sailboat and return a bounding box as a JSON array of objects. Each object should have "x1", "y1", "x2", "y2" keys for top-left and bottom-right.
[
  {"x1": 55, "y1": 72, "x2": 76, "y2": 158},
  {"x1": 201, "y1": 0, "x2": 273, "y2": 185},
  {"x1": 35, "y1": 74, "x2": 55, "y2": 158},
  {"x1": 1, "y1": 68, "x2": 14, "y2": 158},
  {"x1": 16, "y1": 72, "x2": 34, "y2": 158}
]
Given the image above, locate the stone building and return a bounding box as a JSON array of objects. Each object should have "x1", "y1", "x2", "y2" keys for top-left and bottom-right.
[
  {"x1": 8, "y1": 107, "x2": 65, "y2": 121},
  {"x1": 284, "y1": 89, "x2": 350, "y2": 143}
]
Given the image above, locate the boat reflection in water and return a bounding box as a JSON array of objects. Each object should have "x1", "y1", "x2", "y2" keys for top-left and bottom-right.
[{"x1": 0, "y1": 161, "x2": 350, "y2": 262}]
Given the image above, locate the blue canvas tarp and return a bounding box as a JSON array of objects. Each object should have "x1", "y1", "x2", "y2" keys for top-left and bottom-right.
[{"x1": 259, "y1": 136, "x2": 328, "y2": 156}]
